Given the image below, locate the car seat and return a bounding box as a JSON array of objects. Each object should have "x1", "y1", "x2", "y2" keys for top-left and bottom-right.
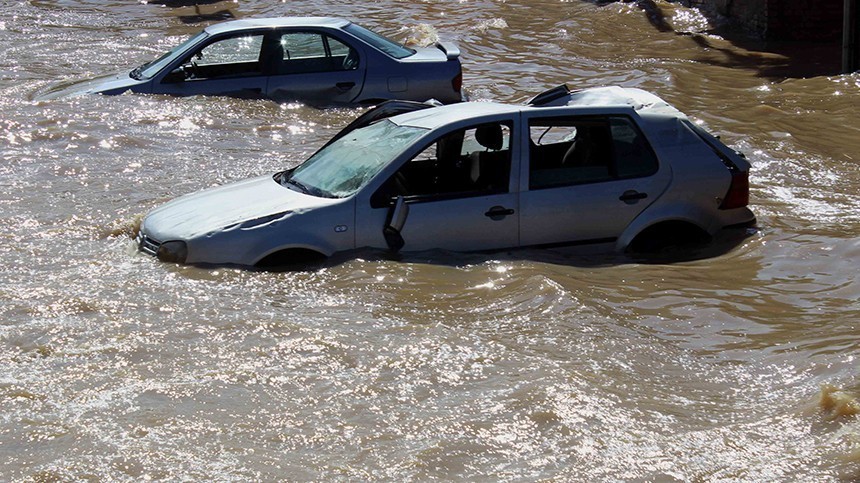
[{"x1": 470, "y1": 124, "x2": 509, "y2": 192}]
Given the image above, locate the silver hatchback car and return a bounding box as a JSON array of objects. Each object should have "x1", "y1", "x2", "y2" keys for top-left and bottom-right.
[
  {"x1": 38, "y1": 17, "x2": 464, "y2": 106},
  {"x1": 137, "y1": 85, "x2": 755, "y2": 267}
]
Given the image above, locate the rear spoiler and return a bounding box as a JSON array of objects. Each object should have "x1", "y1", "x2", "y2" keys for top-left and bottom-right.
[
  {"x1": 526, "y1": 84, "x2": 572, "y2": 106},
  {"x1": 435, "y1": 41, "x2": 460, "y2": 60}
]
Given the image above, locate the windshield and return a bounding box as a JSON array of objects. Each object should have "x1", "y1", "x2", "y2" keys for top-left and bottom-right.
[
  {"x1": 285, "y1": 120, "x2": 427, "y2": 198},
  {"x1": 132, "y1": 31, "x2": 208, "y2": 80},
  {"x1": 343, "y1": 23, "x2": 415, "y2": 59}
]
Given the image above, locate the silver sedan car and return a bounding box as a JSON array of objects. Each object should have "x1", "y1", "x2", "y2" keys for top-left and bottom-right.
[
  {"x1": 38, "y1": 17, "x2": 464, "y2": 106},
  {"x1": 137, "y1": 85, "x2": 755, "y2": 267}
]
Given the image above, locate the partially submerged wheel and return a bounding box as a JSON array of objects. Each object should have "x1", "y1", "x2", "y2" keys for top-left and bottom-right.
[
  {"x1": 628, "y1": 221, "x2": 711, "y2": 253},
  {"x1": 255, "y1": 248, "x2": 327, "y2": 271}
]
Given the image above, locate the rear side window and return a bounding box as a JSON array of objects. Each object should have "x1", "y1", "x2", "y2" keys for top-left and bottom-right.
[
  {"x1": 528, "y1": 116, "x2": 658, "y2": 190},
  {"x1": 611, "y1": 118, "x2": 658, "y2": 178},
  {"x1": 343, "y1": 23, "x2": 415, "y2": 59}
]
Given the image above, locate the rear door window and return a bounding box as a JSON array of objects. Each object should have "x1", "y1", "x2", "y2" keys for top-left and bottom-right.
[
  {"x1": 275, "y1": 32, "x2": 359, "y2": 74},
  {"x1": 528, "y1": 116, "x2": 658, "y2": 190}
]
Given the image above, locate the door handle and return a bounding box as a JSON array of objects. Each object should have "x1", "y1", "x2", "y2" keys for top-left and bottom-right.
[
  {"x1": 619, "y1": 190, "x2": 648, "y2": 204},
  {"x1": 485, "y1": 206, "x2": 515, "y2": 220},
  {"x1": 336, "y1": 82, "x2": 356, "y2": 92}
]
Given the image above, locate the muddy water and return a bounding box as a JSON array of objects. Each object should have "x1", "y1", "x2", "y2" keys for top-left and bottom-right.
[{"x1": 2, "y1": 0, "x2": 860, "y2": 480}]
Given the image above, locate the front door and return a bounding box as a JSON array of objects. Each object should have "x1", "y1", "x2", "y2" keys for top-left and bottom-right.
[
  {"x1": 154, "y1": 32, "x2": 269, "y2": 98},
  {"x1": 355, "y1": 121, "x2": 519, "y2": 252}
]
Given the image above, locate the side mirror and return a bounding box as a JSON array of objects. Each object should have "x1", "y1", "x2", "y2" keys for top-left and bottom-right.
[
  {"x1": 383, "y1": 196, "x2": 409, "y2": 252},
  {"x1": 163, "y1": 67, "x2": 187, "y2": 83}
]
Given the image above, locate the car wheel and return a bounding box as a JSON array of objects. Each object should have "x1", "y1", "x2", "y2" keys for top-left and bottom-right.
[
  {"x1": 255, "y1": 248, "x2": 327, "y2": 271},
  {"x1": 628, "y1": 221, "x2": 711, "y2": 253}
]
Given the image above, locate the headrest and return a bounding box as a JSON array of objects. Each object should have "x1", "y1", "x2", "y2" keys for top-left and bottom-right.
[{"x1": 475, "y1": 125, "x2": 504, "y2": 151}]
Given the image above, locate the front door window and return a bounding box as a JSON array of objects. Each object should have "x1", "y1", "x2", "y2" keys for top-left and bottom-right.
[
  {"x1": 181, "y1": 34, "x2": 265, "y2": 80},
  {"x1": 199, "y1": 35, "x2": 264, "y2": 65},
  {"x1": 374, "y1": 122, "x2": 512, "y2": 205}
]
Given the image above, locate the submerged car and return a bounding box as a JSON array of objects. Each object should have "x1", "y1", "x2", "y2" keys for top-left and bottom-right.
[
  {"x1": 37, "y1": 17, "x2": 464, "y2": 105},
  {"x1": 136, "y1": 85, "x2": 755, "y2": 267}
]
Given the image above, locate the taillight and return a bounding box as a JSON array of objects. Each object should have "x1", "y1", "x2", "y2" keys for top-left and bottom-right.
[
  {"x1": 719, "y1": 170, "x2": 749, "y2": 209},
  {"x1": 452, "y1": 69, "x2": 463, "y2": 93}
]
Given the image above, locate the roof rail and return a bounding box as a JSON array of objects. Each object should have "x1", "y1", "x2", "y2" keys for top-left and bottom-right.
[{"x1": 526, "y1": 84, "x2": 571, "y2": 106}]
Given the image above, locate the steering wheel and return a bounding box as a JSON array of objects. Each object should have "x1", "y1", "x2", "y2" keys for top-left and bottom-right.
[{"x1": 182, "y1": 58, "x2": 200, "y2": 79}]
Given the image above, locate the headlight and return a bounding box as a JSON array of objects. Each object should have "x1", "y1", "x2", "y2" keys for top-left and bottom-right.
[{"x1": 156, "y1": 241, "x2": 188, "y2": 264}]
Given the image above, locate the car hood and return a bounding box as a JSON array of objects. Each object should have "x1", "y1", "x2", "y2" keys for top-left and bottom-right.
[
  {"x1": 34, "y1": 71, "x2": 142, "y2": 100},
  {"x1": 142, "y1": 175, "x2": 336, "y2": 241}
]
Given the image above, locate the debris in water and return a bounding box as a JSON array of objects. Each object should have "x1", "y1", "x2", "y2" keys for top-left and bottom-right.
[{"x1": 820, "y1": 384, "x2": 860, "y2": 419}]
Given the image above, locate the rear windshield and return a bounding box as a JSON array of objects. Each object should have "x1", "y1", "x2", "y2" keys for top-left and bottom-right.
[{"x1": 343, "y1": 23, "x2": 415, "y2": 59}]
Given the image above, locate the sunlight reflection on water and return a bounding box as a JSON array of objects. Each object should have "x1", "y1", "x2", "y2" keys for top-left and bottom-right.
[{"x1": 1, "y1": 0, "x2": 859, "y2": 480}]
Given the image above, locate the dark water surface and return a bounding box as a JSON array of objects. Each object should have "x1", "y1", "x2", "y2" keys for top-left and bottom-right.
[{"x1": 2, "y1": 0, "x2": 860, "y2": 480}]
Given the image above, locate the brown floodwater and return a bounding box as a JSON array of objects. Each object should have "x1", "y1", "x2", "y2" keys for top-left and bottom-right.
[{"x1": 1, "y1": 0, "x2": 859, "y2": 480}]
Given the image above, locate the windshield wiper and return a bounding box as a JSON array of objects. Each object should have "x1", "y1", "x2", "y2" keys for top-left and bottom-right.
[
  {"x1": 284, "y1": 177, "x2": 311, "y2": 194},
  {"x1": 289, "y1": 178, "x2": 337, "y2": 198},
  {"x1": 129, "y1": 66, "x2": 143, "y2": 80},
  {"x1": 278, "y1": 171, "x2": 336, "y2": 198}
]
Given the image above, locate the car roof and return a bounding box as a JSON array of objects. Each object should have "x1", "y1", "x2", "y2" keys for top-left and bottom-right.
[
  {"x1": 544, "y1": 86, "x2": 686, "y2": 119},
  {"x1": 390, "y1": 86, "x2": 687, "y2": 130},
  {"x1": 203, "y1": 17, "x2": 351, "y2": 36},
  {"x1": 390, "y1": 102, "x2": 522, "y2": 129}
]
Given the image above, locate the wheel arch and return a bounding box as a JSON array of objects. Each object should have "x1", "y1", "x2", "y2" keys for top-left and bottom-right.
[
  {"x1": 624, "y1": 219, "x2": 711, "y2": 253},
  {"x1": 254, "y1": 245, "x2": 330, "y2": 269},
  {"x1": 617, "y1": 203, "x2": 719, "y2": 252}
]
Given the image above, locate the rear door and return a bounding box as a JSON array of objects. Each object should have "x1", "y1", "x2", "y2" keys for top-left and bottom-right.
[
  {"x1": 354, "y1": 120, "x2": 519, "y2": 252},
  {"x1": 519, "y1": 113, "x2": 671, "y2": 246},
  {"x1": 265, "y1": 30, "x2": 366, "y2": 105}
]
